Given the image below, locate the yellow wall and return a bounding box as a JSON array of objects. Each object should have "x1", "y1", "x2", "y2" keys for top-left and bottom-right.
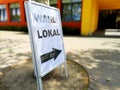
[
  {"x1": 98, "y1": 0, "x2": 120, "y2": 10},
  {"x1": 81, "y1": 0, "x2": 99, "y2": 36},
  {"x1": 81, "y1": 0, "x2": 92, "y2": 36},
  {"x1": 90, "y1": 0, "x2": 99, "y2": 35},
  {"x1": 81, "y1": 0, "x2": 120, "y2": 36}
]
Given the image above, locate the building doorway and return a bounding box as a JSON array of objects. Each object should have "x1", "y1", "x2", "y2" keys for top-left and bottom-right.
[{"x1": 98, "y1": 9, "x2": 120, "y2": 29}]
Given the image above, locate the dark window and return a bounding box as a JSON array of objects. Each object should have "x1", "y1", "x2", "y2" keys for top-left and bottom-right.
[
  {"x1": 10, "y1": 3, "x2": 21, "y2": 22},
  {"x1": 0, "y1": 5, "x2": 7, "y2": 22},
  {"x1": 62, "y1": 0, "x2": 82, "y2": 22},
  {"x1": 62, "y1": 4, "x2": 72, "y2": 21}
]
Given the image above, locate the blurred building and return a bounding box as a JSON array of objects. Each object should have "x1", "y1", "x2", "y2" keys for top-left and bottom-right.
[
  {"x1": 82, "y1": 0, "x2": 120, "y2": 35},
  {"x1": 50, "y1": 0, "x2": 82, "y2": 35},
  {"x1": 0, "y1": 0, "x2": 26, "y2": 27},
  {"x1": 0, "y1": 0, "x2": 120, "y2": 36}
]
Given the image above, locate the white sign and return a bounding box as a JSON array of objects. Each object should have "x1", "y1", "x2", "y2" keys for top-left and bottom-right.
[{"x1": 25, "y1": 1, "x2": 66, "y2": 77}]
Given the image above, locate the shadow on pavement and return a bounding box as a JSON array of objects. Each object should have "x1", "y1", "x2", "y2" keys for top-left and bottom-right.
[
  {"x1": 0, "y1": 59, "x2": 89, "y2": 90},
  {"x1": 67, "y1": 49, "x2": 120, "y2": 90}
]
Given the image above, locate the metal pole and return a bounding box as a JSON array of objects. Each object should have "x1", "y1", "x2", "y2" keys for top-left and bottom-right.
[
  {"x1": 60, "y1": 65, "x2": 63, "y2": 77},
  {"x1": 64, "y1": 61, "x2": 68, "y2": 77},
  {"x1": 43, "y1": 0, "x2": 49, "y2": 5},
  {"x1": 27, "y1": 1, "x2": 43, "y2": 90},
  {"x1": 47, "y1": 0, "x2": 50, "y2": 6}
]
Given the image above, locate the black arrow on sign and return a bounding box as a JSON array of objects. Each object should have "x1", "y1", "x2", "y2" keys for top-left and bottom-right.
[{"x1": 40, "y1": 48, "x2": 62, "y2": 63}]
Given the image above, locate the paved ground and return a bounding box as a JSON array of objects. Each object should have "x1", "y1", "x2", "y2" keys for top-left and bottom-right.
[
  {"x1": 64, "y1": 36, "x2": 120, "y2": 90},
  {"x1": 0, "y1": 30, "x2": 120, "y2": 90},
  {"x1": 0, "y1": 31, "x2": 89, "y2": 90},
  {"x1": 0, "y1": 31, "x2": 31, "y2": 70}
]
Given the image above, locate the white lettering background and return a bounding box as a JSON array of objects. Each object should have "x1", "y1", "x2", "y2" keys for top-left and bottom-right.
[{"x1": 29, "y1": 3, "x2": 65, "y2": 77}]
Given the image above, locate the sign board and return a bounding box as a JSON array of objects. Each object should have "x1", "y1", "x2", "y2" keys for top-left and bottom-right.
[{"x1": 24, "y1": 1, "x2": 66, "y2": 77}]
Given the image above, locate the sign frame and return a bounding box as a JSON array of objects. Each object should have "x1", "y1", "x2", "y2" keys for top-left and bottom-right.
[{"x1": 24, "y1": 1, "x2": 68, "y2": 90}]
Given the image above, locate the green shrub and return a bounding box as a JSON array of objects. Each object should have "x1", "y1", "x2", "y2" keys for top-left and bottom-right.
[
  {"x1": 0, "y1": 26, "x2": 81, "y2": 35},
  {"x1": 0, "y1": 26, "x2": 28, "y2": 32},
  {"x1": 62, "y1": 27, "x2": 80, "y2": 35}
]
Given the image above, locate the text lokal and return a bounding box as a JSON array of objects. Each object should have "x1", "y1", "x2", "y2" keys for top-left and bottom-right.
[{"x1": 37, "y1": 29, "x2": 60, "y2": 39}]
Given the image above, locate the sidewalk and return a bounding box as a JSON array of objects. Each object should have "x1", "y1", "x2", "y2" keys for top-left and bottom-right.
[
  {"x1": 0, "y1": 31, "x2": 89, "y2": 90},
  {"x1": 64, "y1": 36, "x2": 120, "y2": 90},
  {"x1": 0, "y1": 30, "x2": 120, "y2": 90},
  {"x1": 0, "y1": 31, "x2": 31, "y2": 70}
]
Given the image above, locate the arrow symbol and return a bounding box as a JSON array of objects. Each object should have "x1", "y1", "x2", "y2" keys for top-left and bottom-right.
[{"x1": 40, "y1": 48, "x2": 62, "y2": 63}]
